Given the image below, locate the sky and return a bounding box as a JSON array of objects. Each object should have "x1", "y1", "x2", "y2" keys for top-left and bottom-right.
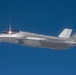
[{"x1": 0, "y1": 0, "x2": 76, "y2": 75}]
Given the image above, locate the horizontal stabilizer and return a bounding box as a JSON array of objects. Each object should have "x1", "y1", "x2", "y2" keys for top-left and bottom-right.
[{"x1": 58, "y1": 28, "x2": 72, "y2": 38}]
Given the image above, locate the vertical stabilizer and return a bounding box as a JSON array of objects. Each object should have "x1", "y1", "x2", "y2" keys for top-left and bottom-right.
[
  {"x1": 70, "y1": 33, "x2": 76, "y2": 38},
  {"x1": 58, "y1": 28, "x2": 72, "y2": 38}
]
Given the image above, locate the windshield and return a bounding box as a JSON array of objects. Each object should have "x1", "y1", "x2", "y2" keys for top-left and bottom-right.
[{"x1": 2, "y1": 30, "x2": 19, "y2": 34}]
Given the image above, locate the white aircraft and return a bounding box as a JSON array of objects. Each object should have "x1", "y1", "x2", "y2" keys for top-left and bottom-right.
[{"x1": 0, "y1": 27, "x2": 75, "y2": 50}]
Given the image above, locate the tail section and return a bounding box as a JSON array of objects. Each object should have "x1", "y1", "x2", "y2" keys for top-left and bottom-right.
[
  {"x1": 70, "y1": 33, "x2": 76, "y2": 42},
  {"x1": 70, "y1": 33, "x2": 76, "y2": 38},
  {"x1": 58, "y1": 28, "x2": 72, "y2": 38}
]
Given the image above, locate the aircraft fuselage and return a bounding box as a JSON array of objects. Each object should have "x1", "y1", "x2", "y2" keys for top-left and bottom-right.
[{"x1": 0, "y1": 31, "x2": 75, "y2": 50}]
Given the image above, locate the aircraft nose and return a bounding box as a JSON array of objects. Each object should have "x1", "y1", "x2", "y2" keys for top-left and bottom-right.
[
  {"x1": 0, "y1": 34, "x2": 17, "y2": 38},
  {"x1": 0, "y1": 34, "x2": 18, "y2": 42}
]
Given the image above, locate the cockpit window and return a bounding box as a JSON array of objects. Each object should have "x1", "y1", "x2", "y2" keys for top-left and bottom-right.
[{"x1": 2, "y1": 30, "x2": 19, "y2": 34}]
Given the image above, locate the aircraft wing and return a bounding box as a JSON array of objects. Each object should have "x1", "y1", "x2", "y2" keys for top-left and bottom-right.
[{"x1": 17, "y1": 36, "x2": 67, "y2": 49}]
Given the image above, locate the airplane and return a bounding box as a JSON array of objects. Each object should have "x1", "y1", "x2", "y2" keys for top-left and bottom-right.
[{"x1": 0, "y1": 27, "x2": 76, "y2": 50}]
